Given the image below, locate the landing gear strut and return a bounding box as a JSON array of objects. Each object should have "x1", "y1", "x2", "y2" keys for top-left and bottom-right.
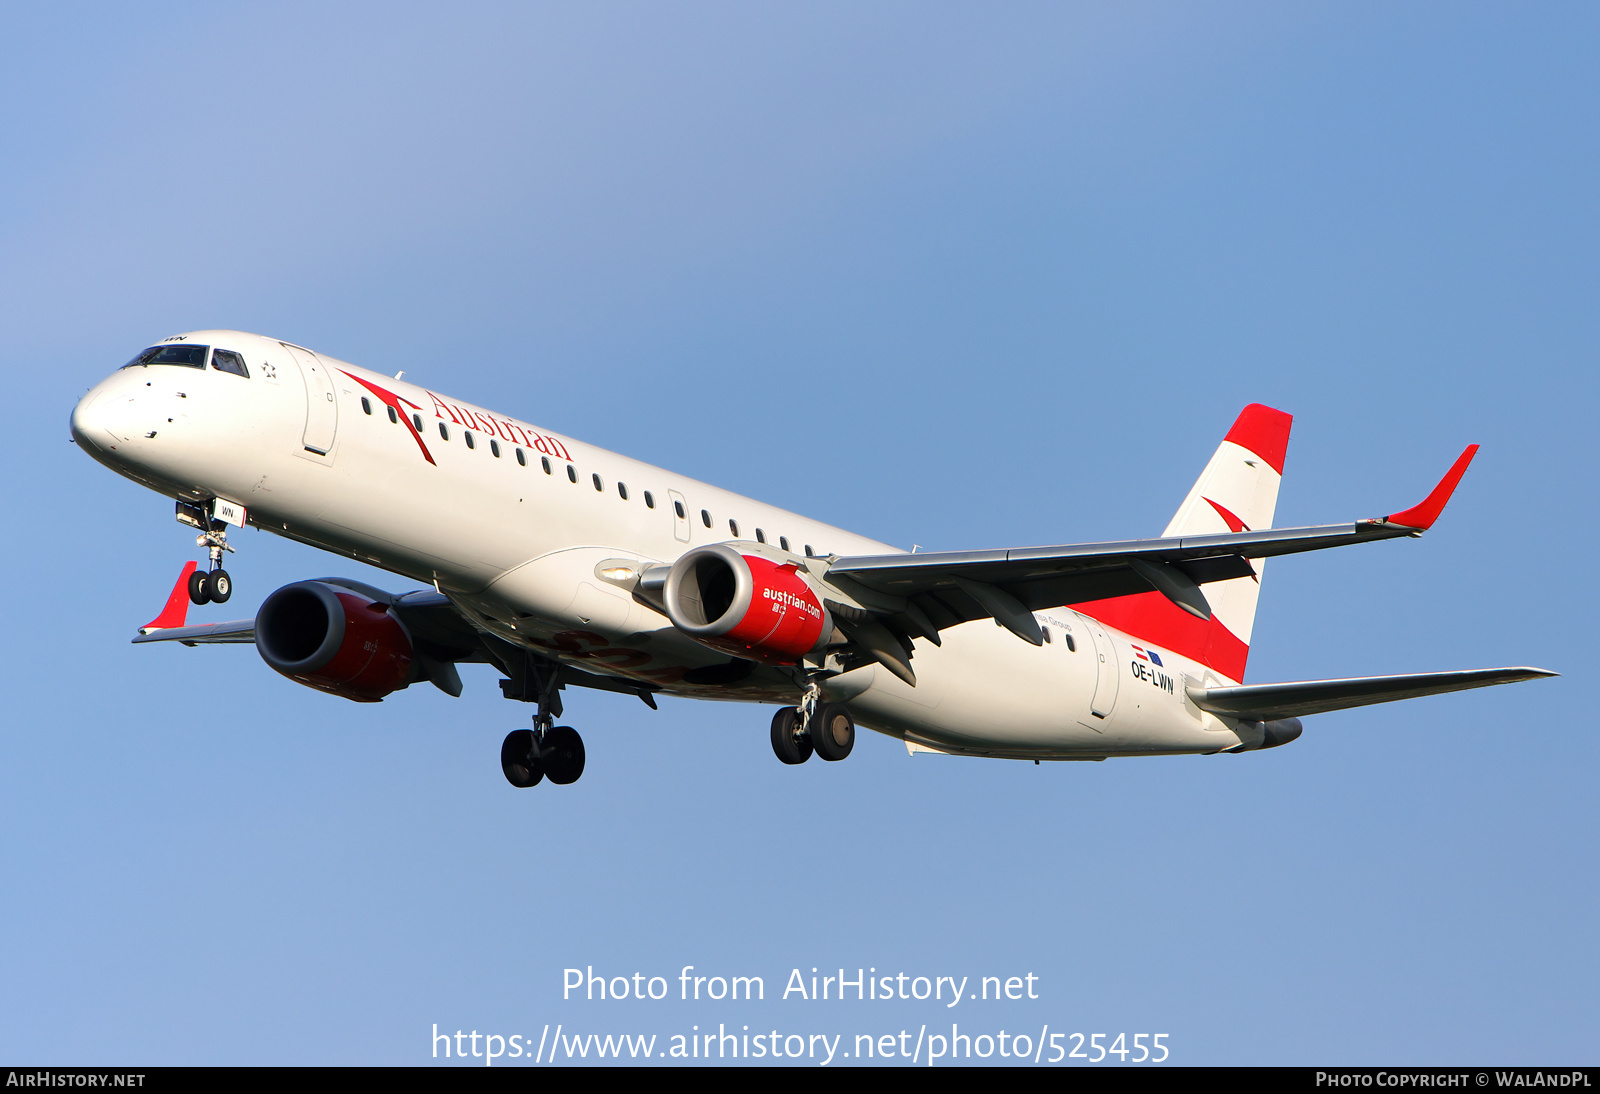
[{"x1": 497, "y1": 648, "x2": 586, "y2": 789}]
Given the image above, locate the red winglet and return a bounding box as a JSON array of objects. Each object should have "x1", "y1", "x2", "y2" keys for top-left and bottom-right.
[
  {"x1": 1384, "y1": 445, "x2": 1479, "y2": 530},
  {"x1": 141, "y1": 561, "x2": 197, "y2": 634}
]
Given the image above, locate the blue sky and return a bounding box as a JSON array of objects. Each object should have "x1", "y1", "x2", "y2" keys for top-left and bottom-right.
[{"x1": 0, "y1": 2, "x2": 1594, "y2": 1065}]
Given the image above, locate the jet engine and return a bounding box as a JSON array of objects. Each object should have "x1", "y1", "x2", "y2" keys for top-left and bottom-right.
[
  {"x1": 662, "y1": 544, "x2": 831, "y2": 665},
  {"x1": 255, "y1": 580, "x2": 415, "y2": 702}
]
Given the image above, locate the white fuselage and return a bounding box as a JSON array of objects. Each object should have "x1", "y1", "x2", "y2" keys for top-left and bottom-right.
[{"x1": 73, "y1": 331, "x2": 1257, "y2": 760}]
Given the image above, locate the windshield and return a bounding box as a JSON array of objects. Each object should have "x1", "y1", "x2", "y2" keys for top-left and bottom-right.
[{"x1": 122, "y1": 344, "x2": 209, "y2": 369}]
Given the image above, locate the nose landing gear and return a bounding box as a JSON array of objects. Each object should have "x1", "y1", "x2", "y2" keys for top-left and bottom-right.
[
  {"x1": 186, "y1": 560, "x2": 232, "y2": 605},
  {"x1": 177, "y1": 499, "x2": 235, "y2": 605}
]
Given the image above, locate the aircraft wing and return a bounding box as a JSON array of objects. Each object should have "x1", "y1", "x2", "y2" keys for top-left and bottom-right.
[
  {"x1": 130, "y1": 586, "x2": 481, "y2": 654},
  {"x1": 824, "y1": 446, "x2": 1478, "y2": 646},
  {"x1": 132, "y1": 620, "x2": 256, "y2": 645},
  {"x1": 128, "y1": 578, "x2": 657, "y2": 704},
  {"x1": 1187, "y1": 667, "x2": 1556, "y2": 720}
]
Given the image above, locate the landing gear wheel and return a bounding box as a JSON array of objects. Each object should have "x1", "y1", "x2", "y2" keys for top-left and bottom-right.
[
  {"x1": 541, "y1": 726, "x2": 586, "y2": 785},
  {"x1": 770, "y1": 707, "x2": 812, "y2": 765},
  {"x1": 810, "y1": 702, "x2": 855, "y2": 762},
  {"x1": 501, "y1": 729, "x2": 543, "y2": 788},
  {"x1": 187, "y1": 568, "x2": 211, "y2": 606},
  {"x1": 206, "y1": 569, "x2": 232, "y2": 603}
]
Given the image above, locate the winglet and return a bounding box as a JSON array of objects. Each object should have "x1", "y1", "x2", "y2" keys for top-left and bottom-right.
[
  {"x1": 140, "y1": 561, "x2": 197, "y2": 634},
  {"x1": 1383, "y1": 445, "x2": 1479, "y2": 530}
]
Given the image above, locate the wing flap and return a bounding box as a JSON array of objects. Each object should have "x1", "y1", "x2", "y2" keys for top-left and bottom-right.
[{"x1": 1189, "y1": 667, "x2": 1556, "y2": 720}]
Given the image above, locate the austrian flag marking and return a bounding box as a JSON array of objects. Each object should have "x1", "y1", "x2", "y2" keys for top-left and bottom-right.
[{"x1": 1131, "y1": 645, "x2": 1163, "y2": 667}]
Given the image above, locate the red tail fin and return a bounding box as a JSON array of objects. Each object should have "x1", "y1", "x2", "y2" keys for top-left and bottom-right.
[{"x1": 1079, "y1": 404, "x2": 1293, "y2": 684}]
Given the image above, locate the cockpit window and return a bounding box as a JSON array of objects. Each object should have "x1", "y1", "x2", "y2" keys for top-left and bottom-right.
[
  {"x1": 122, "y1": 344, "x2": 209, "y2": 369},
  {"x1": 211, "y1": 349, "x2": 249, "y2": 377}
]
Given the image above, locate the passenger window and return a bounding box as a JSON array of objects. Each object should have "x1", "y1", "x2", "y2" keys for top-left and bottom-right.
[
  {"x1": 644, "y1": 491, "x2": 655, "y2": 509},
  {"x1": 542, "y1": 457, "x2": 552, "y2": 474},
  {"x1": 490, "y1": 439, "x2": 501, "y2": 458},
  {"x1": 412, "y1": 413, "x2": 423, "y2": 431},
  {"x1": 1064, "y1": 634, "x2": 1077, "y2": 652},
  {"x1": 617, "y1": 482, "x2": 629, "y2": 500},
  {"x1": 211, "y1": 349, "x2": 249, "y2": 377},
  {"x1": 387, "y1": 406, "x2": 398, "y2": 424},
  {"x1": 673, "y1": 500, "x2": 686, "y2": 519},
  {"x1": 1041, "y1": 626, "x2": 1052, "y2": 644},
  {"x1": 729, "y1": 519, "x2": 739, "y2": 537},
  {"x1": 780, "y1": 537, "x2": 790, "y2": 551},
  {"x1": 804, "y1": 545, "x2": 815, "y2": 557},
  {"x1": 592, "y1": 473, "x2": 603, "y2": 492},
  {"x1": 567, "y1": 465, "x2": 577, "y2": 483},
  {"x1": 755, "y1": 528, "x2": 766, "y2": 543},
  {"x1": 515, "y1": 448, "x2": 526, "y2": 466},
  {"x1": 360, "y1": 397, "x2": 372, "y2": 415},
  {"x1": 464, "y1": 431, "x2": 475, "y2": 449},
  {"x1": 701, "y1": 510, "x2": 712, "y2": 528}
]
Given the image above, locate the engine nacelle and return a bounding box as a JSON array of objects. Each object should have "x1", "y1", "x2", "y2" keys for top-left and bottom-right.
[
  {"x1": 255, "y1": 581, "x2": 415, "y2": 702},
  {"x1": 662, "y1": 544, "x2": 831, "y2": 665}
]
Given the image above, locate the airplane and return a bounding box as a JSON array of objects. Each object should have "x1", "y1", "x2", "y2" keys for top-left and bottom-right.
[{"x1": 70, "y1": 330, "x2": 1554, "y2": 788}]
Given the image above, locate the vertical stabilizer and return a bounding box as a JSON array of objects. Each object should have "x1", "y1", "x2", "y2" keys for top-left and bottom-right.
[{"x1": 1076, "y1": 404, "x2": 1292, "y2": 684}]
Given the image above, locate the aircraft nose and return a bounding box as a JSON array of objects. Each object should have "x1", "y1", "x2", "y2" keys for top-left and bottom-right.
[
  {"x1": 71, "y1": 375, "x2": 137, "y2": 452},
  {"x1": 70, "y1": 387, "x2": 111, "y2": 451}
]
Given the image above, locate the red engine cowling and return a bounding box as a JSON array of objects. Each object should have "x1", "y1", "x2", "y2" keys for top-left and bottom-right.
[
  {"x1": 255, "y1": 581, "x2": 414, "y2": 702},
  {"x1": 662, "y1": 544, "x2": 830, "y2": 665}
]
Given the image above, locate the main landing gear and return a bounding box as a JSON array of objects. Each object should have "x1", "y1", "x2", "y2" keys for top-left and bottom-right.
[
  {"x1": 497, "y1": 649, "x2": 586, "y2": 789},
  {"x1": 501, "y1": 719, "x2": 586, "y2": 788},
  {"x1": 770, "y1": 683, "x2": 856, "y2": 766}
]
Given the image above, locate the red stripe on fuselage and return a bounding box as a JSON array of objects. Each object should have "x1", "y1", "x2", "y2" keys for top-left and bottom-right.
[{"x1": 1076, "y1": 591, "x2": 1250, "y2": 683}]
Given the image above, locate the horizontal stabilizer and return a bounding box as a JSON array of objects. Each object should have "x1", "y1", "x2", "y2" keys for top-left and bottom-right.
[{"x1": 1189, "y1": 667, "x2": 1556, "y2": 720}]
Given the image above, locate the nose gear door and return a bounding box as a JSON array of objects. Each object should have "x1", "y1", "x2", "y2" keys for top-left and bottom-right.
[{"x1": 281, "y1": 343, "x2": 338, "y2": 456}]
